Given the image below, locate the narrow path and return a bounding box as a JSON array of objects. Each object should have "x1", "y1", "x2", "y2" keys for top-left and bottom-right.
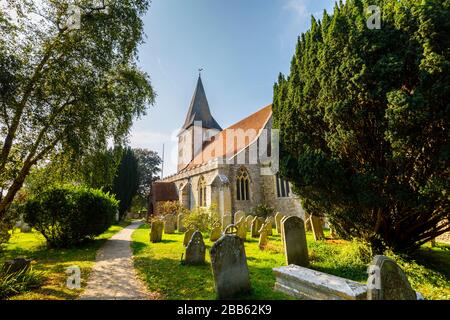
[{"x1": 80, "y1": 220, "x2": 154, "y2": 300}]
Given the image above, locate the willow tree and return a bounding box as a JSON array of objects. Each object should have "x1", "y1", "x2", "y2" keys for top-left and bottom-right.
[
  {"x1": 273, "y1": 0, "x2": 449, "y2": 253},
  {"x1": 0, "y1": 0, "x2": 154, "y2": 221}
]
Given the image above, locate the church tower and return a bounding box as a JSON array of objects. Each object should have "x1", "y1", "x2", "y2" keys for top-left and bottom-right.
[{"x1": 178, "y1": 75, "x2": 222, "y2": 172}]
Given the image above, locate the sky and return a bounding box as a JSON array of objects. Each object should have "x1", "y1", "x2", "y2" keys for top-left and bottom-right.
[{"x1": 130, "y1": 0, "x2": 337, "y2": 177}]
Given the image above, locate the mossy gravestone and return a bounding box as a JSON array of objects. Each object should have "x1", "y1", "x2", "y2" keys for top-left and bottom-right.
[
  {"x1": 164, "y1": 214, "x2": 176, "y2": 234},
  {"x1": 251, "y1": 217, "x2": 264, "y2": 238},
  {"x1": 210, "y1": 226, "x2": 251, "y2": 299},
  {"x1": 245, "y1": 215, "x2": 254, "y2": 230},
  {"x1": 236, "y1": 218, "x2": 247, "y2": 241},
  {"x1": 210, "y1": 223, "x2": 222, "y2": 242},
  {"x1": 150, "y1": 220, "x2": 164, "y2": 243},
  {"x1": 275, "y1": 212, "x2": 284, "y2": 234},
  {"x1": 185, "y1": 231, "x2": 206, "y2": 265},
  {"x1": 183, "y1": 225, "x2": 197, "y2": 247},
  {"x1": 177, "y1": 214, "x2": 186, "y2": 233},
  {"x1": 367, "y1": 255, "x2": 417, "y2": 300},
  {"x1": 282, "y1": 216, "x2": 309, "y2": 267},
  {"x1": 234, "y1": 211, "x2": 246, "y2": 224}
]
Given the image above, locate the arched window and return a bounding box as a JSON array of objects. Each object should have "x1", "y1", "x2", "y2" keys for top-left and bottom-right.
[
  {"x1": 276, "y1": 174, "x2": 291, "y2": 198},
  {"x1": 236, "y1": 168, "x2": 250, "y2": 201},
  {"x1": 198, "y1": 176, "x2": 207, "y2": 207}
]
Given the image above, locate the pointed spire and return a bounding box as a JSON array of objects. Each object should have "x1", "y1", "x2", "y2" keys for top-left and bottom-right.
[{"x1": 182, "y1": 75, "x2": 222, "y2": 131}]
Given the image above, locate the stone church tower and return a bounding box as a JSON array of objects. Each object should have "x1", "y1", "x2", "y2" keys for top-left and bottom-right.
[{"x1": 177, "y1": 75, "x2": 222, "y2": 172}]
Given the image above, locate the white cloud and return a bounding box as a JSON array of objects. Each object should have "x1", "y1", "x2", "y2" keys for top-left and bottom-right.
[{"x1": 283, "y1": 0, "x2": 308, "y2": 19}]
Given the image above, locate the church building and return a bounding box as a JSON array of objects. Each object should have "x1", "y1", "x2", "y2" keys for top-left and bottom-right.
[{"x1": 160, "y1": 75, "x2": 305, "y2": 219}]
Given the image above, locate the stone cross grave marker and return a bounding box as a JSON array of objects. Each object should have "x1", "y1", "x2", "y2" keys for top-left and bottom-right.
[
  {"x1": 367, "y1": 255, "x2": 417, "y2": 300},
  {"x1": 150, "y1": 220, "x2": 164, "y2": 243},
  {"x1": 282, "y1": 216, "x2": 309, "y2": 267},
  {"x1": 210, "y1": 222, "x2": 222, "y2": 242},
  {"x1": 164, "y1": 214, "x2": 176, "y2": 234},
  {"x1": 210, "y1": 225, "x2": 251, "y2": 299},
  {"x1": 185, "y1": 231, "x2": 206, "y2": 265}
]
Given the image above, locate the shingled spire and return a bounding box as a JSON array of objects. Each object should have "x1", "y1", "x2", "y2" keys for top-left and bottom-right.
[{"x1": 182, "y1": 75, "x2": 222, "y2": 131}]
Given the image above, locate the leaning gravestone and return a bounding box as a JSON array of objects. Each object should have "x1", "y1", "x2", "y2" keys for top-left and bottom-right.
[
  {"x1": 282, "y1": 216, "x2": 309, "y2": 267},
  {"x1": 258, "y1": 227, "x2": 268, "y2": 249},
  {"x1": 245, "y1": 215, "x2": 254, "y2": 230},
  {"x1": 210, "y1": 225, "x2": 251, "y2": 299},
  {"x1": 275, "y1": 212, "x2": 284, "y2": 234},
  {"x1": 185, "y1": 231, "x2": 206, "y2": 265},
  {"x1": 234, "y1": 211, "x2": 246, "y2": 224},
  {"x1": 210, "y1": 223, "x2": 222, "y2": 242},
  {"x1": 164, "y1": 214, "x2": 176, "y2": 234},
  {"x1": 150, "y1": 220, "x2": 164, "y2": 243},
  {"x1": 177, "y1": 214, "x2": 186, "y2": 233},
  {"x1": 265, "y1": 217, "x2": 273, "y2": 236},
  {"x1": 367, "y1": 255, "x2": 417, "y2": 300},
  {"x1": 236, "y1": 218, "x2": 247, "y2": 241},
  {"x1": 222, "y1": 214, "x2": 232, "y2": 231},
  {"x1": 250, "y1": 217, "x2": 260, "y2": 238},
  {"x1": 311, "y1": 216, "x2": 325, "y2": 241},
  {"x1": 183, "y1": 225, "x2": 197, "y2": 247}
]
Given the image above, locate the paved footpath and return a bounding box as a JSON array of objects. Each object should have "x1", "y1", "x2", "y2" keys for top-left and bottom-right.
[{"x1": 80, "y1": 220, "x2": 155, "y2": 300}]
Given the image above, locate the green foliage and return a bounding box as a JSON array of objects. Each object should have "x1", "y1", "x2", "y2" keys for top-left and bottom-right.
[
  {"x1": 134, "y1": 148, "x2": 162, "y2": 197},
  {"x1": 0, "y1": 267, "x2": 45, "y2": 300},
  {"x1": 23, "y1": 185, "x2": 118, "y2": 248},
  {"x1": 273, "y1": 0, "x2": 450, "y2": 253},
  {"x1": 251, "y1": 204, "x2": 275, "y2": 219},
  {"x1": 112, "y1": 147, "x2": 139, "y2": 219},
  {"x1": 158, "y1": 201, "x2": 189, "y2": 216},
  {"x1": 184, "y1": 205, "x2": 220, "y2": 232},
  {"x1": 0, "y1": 0, "x2": 154, "y2": 222}
]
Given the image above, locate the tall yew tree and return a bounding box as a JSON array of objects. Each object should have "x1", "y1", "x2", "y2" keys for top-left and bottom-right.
[
  {"x1": 273, "y1": 0, "x2": 449, "y2": 253},
  {"x1": 0, "y1": 0, "x2": 154, "y2": 221}
]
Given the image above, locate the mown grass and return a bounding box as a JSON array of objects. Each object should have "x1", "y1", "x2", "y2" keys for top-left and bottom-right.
[
  {"x1": 132, "y1": 224, "x2": 450, "y2": 300},
  {"x1": 0, "y1": 221, "x2": 129, "y2": 300}
]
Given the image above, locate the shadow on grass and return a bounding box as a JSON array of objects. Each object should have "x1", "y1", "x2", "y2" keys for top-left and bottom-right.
[{"x1": 411, "y1": 245, "x2": 450, "y2": 279}]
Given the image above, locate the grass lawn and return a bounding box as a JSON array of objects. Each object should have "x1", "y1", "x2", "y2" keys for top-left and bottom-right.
[
  {"x1": 0, "y1": 221, "x2": 129, "y2": 300},
  {"x1": 132, "y1": 224, "x2": 450, "y2": 300}
]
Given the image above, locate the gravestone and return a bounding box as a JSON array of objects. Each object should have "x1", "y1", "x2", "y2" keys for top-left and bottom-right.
[
  {"x1": 183, "y1": 225, "x2": 197, "y2": 247},
  {"x1": 210, "y1": 223, "x2": 222, "y2": 242},
  {"x1": 177, "y1": 214, "x2": 186, "y2": 233},
  {"x1": 245, "y1": 215, "x2": 254, "y2": 230},
  {"x1": 164, "y1": 214, "x2": 176, "y2": 234},
  {"x1": 282, "y1": 216, "x2": 309, "y2": 267},
  {"x1": 258, "y1": 227, "x2": 268, "y2": 249},
  {"x1": 150, "y1": 220, "x2": 164, "y2": 243},
  {"x1": 311, "y1": 216, "x2": 325, "y2": 241},
  {"x1": 185, "y1": 231, "x2": 206, "y2": 265},
  {"x1": 265, "y1": 217, "x2": 273, "y2": 236},
  {"x1": 210, "y1": 226, "x2": 251, "y2": 299},
  {"x1": 222, "y1": 214, "x2": 232, "y2": 230},
  {"x1": 251, "y1": 217, "x2": 264, "y2": 238},
  {"x1": 236, "y1": 218, "x2": 247, "y2": 241},
  {"x1": 367, "y1": 255, "x2": 417, "y2": 300},
  {"x1": 234, "y1": 211, "x2": 246, "y2": 224},
  {"x1": 280, "y1": 216, "x2": 289, "y2": 247},
  {"x1": 275, "y1": 212, "x2": 284, "y2": 234}
]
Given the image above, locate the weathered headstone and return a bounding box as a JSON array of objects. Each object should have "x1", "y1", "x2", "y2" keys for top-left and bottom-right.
[
  {"x1": 258, "y1": 227, "x2": 268, "y2": 250},
  {"x1": 280, "y1": 216, "x2": 289, "y2": 246},
  {"x1": 183, "y1": 225, "x2": 197, "y2": 247},
  {"x1": 251, "y1": 217, "x2": 264, "y2": 238},
  {"x1": 210, "y1": 226, "x2": 251, "y2": 299},
  {"x1": 164, "y1": 214, "x2": 176, "y2": 234},
  {"x1": 210, "y1": 223, "x2": 222, "y2": 242},
  {"x1": 150, "y1": 220, "x2": 164, "y2": 243},
  {"x1": 264, "y1": 217, "x2": 273, "y2": 236},
  {"x1": 275, "y1": 212, "x2": 284, "y2": 234},
  {"x1": 245, "y1": 215, "x2": 254, "y2": 230},
  {"x1": 236, "y1": 218, "x2": 247, "y2": 241},
  {"x1": 311, "y1": 216, "x2": 325, "y2": 241},
  {"x1": 234, "y1": 211, "x2": 246, "y2": 224},
  {"x1": 185, "y1": 231, "x2": 206, "y2": 265},
  {"x1": 282, "y1": 216, "x2": 309, "y2": 267},
  {"x1": 222, "y1": 214, "x2": 232, "y2": 231},
  {"x1": 177, "y1": 214, "x2": 186, "y2": 233},
  {"x1": 367, "y1": 255, "x2": 417, "y2": 300}
]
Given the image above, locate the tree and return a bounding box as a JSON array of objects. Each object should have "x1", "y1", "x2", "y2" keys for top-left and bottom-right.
[
  {"x1": 273, "y1": 0, "x2": 449, "y2": 253},
  {"x1": 0, "y1": 0, "x2": 154, "y2": 222},
  {"x1": 133, "y1": 148, "x2": 162, "y2": 197},
  {"x1": 112, "y1": 147, "x2": 139, "y2": 219}
]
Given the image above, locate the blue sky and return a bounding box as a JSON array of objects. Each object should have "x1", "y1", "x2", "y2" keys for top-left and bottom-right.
[{"x1": 130, "y1": 0, "x2": 336, "y2": 176}]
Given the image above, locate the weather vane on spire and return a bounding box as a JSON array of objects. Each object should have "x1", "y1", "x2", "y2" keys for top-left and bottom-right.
[{"x1": 198, "y1": 68, "x2": 204, "y2": 77}]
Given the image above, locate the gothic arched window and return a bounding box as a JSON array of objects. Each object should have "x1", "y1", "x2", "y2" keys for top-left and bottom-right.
[
  {"x1": 236, "y1": 168, "x2": 250, "y2": 201},
  {"x1": 198, "y1": 176, "x2": 207, "y2": 207},
  {"x1": 276, "y1": 174, "x2": 291, "y2": 198}
]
